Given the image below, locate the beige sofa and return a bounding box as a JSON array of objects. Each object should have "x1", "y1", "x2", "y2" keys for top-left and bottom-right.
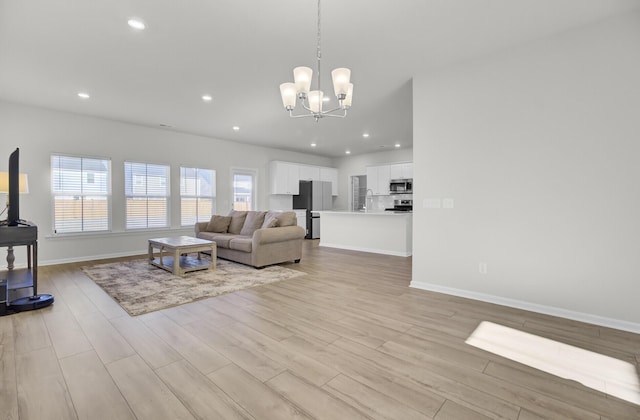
[{"x1": 195, "y1": 210, "x2": 305, "y2": 268}]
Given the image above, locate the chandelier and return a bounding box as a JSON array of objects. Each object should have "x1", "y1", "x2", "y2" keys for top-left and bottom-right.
[{"x1": 279, "y1": 0, "x2": 353, "y2": 122}]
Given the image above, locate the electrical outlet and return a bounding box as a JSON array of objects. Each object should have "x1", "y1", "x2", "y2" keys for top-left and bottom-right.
[{"x1": 479, "y1": 262, "x2": 488, "y2": 274}]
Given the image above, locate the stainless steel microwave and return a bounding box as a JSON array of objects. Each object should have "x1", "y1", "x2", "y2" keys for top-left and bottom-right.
[{"x1": 389, "y1": 179, "x2": 413, "y2": 194}]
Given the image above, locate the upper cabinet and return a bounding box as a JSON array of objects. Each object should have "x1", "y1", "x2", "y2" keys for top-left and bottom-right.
[
  {"x1": 270, "y1": 161, "x2": 338, "y2": 195},
  {"x1": 366, "y1": 165, "x2": 391, "y2": 196},
  {"x1": 319, "y1": 167, "x2": 338, "y2": 195},
  {"x1": 270, "y1": 161, "x2": 300, "y2": 195},
  {"x1": 367, "y1": 162, "x2": 412, "y2": 195},
  {"x1": 298, "y1": 165, "x2": 321, "y2": 181},
  {"x1": 389, "y1": 162, "x2": 413, "y2": 180}
]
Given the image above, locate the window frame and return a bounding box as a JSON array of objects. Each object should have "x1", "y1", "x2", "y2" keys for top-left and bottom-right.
[
  {"x1": 50, "y1": 153, "x2": 112, "y2": 234},
  {"x1": 179, "y1": 166, "x2": 216, "y2": 226},
  {"x1": 124, "y1": 161, "x2": 171, "y2": 230},
  {"x1": 231, "y1": 168, "x2": 257, "y2": 212}
]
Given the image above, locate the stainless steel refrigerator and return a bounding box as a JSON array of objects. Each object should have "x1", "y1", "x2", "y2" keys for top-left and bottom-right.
[{"x1": 292, "y1": 180, "x2": 332, "y2": 239}]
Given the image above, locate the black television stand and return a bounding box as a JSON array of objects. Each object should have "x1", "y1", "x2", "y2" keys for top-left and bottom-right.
[{"x1": 0, "y1": 222, "x2": 54, "y2": 315}]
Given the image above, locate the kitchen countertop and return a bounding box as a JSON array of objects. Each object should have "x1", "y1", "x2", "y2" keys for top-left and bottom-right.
[{"x1": 317, "y1": 210, "x2": 412, "y2": 216}]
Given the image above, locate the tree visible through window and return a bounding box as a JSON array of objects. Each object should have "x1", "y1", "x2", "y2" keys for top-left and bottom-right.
[
  {"x1": 180, "y1": 167, "x2": 215, "y2": 225},
  {"x1": 51, "y1": 155, "x2": 111, "y2": 234},
  {"x1": 124, "y1": 162, "x2": 170, "y2": 229},
  {"x1": 232, "y1": 170, "x2": 256, "y2": 211}
]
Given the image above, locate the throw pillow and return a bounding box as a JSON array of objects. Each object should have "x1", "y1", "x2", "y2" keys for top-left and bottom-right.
[
  {"x1": 275, "y1": 211, "x2": 296, "y2": 227},
  {"x1": 227, "y1": 210, "x2": 248, "y2": 234},
  {"x1": 240, "y1": 211, "x2": 266, "y2": 236},
  {"x1": 262, "y1": 216, "x2": 278, "y2": 228},
  {"x1": 205, "y1": 215, "x2": 231, "y2": 233}
]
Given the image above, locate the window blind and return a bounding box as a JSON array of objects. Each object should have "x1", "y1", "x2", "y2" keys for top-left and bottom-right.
[
  {"x1": 180, "y1": 167, "x2": 215, "y2": 226},
  {"x1": 51, "y1": 155, "x2": 111, "y2": 233},
  {"x1": 125, "y1": 162, "x2": 169, "y2": 229}
]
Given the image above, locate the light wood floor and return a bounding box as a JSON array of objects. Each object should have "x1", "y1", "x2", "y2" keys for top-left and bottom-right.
[{"x1": 2, "y1": 240, "x2": 639, "y2": 419}]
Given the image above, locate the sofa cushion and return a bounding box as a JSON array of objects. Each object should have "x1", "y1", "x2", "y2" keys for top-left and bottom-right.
[
  {"x1": 227, "y1": 210, "x2": 248, "y2": 234},
  {"x1": 205, "y1": 215, "x2": 232, "y2": 233},
  {"x1": 240, "y1": 211, "x2": 266, "y2": 236},
  {"x1": 207, "y1": 234, "x2": 238, "y2": 249},
  {"x1": 196, "y1": 231, "x2": 217, "y2": 241},
  {"x1": 229, "y1": 237, "x2": 253, "y2": 253}
]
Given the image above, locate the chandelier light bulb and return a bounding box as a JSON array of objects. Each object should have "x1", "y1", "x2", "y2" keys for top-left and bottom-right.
[
  {"x1": 308, "y1": 90, "x2": 324, "y2": 113},
  {"x1": 280, "y1": 83, "x2": 297, "y2": 110},
  {"x1": 342, "y1": 83, "x2": 353, "y2": 109},
  {"x1": 293, "y1": 67, "x2": 313, "y2": 97},
  {"x1": 331, "y1": 68, "x2": 351, "y2": 98}
]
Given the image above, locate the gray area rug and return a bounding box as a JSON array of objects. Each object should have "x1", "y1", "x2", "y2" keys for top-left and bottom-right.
[{"x1": 81, "y1": 258, "x2": 305, "y2": 316}]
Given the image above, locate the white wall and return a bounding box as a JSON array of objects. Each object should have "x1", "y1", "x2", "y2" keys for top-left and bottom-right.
[
  {"x1": 333, "y1": 148, "x2": 413, "y2": 210},
  {"x1": 412, "y1": 12, "x2": 640, "y2": 330},
  {"x1": 0, "y1": 101, "x2": 332, "y2": 264}
]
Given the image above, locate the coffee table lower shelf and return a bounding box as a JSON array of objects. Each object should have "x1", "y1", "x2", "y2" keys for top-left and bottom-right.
[{"x1": 150, "y1": 255, "x2": 212, "y2": 275}]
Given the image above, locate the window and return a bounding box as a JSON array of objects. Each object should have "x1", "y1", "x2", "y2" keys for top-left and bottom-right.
[
  {"x1": 232, "y1": 169, "x2": 256, "y2": 211},
  {"x1": 180, "y1": 167, "x2": 216, "y2": 226},
  {"x1": 51, "y1": 154, "x2": 111, "y2": 234},
  {"x1": 124, "y1": 162, "x2": 169, "y2": 229}
]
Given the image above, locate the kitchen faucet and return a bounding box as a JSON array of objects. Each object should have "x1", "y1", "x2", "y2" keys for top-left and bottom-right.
[{"x1": 364, "y1": 189, "x2": 374, "y2": 212}]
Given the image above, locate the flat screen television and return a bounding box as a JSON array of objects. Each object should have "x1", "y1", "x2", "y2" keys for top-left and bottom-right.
[{"x1": 7, "y1": 147, "x2": 20, "y2": 226}]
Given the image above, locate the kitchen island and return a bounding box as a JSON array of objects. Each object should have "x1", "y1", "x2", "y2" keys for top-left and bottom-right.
[{"x1": 317, "y1": 211, "x2": 412, "y2": 257}]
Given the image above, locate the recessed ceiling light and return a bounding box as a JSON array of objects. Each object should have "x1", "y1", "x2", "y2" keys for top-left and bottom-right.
[
  {"x1": 77, "y1": 92, "x2": 90, "y2": 99},
  {"x1": 362, "y1": 133, "x2": 370, "y2": 138},
  {"x1": 127, "y1": 19, "x2": 146, "y2": 30},
  {"x1": 310, "y1": 143, "x2": 317, "y2": 147},
  {"x1": 202, "y1": 95, "x2": 212, "y2": 102},
  {"x1": 395, "y1": 143, "x2": 401, "y2": 148},
  {"x1": 345, "y1": 150, "x2": 351, "y2": 155},
  {"x1": 322, "y1": 97, "x2": 330, "y2": 102},
  {"x1": 232, "y1": 126, "x2": 240, "y2": 131}
]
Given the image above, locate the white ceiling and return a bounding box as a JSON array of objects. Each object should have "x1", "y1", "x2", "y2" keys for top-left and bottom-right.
[{"x1": 1, "y1": 0, "x2": 638, "y2": 157}]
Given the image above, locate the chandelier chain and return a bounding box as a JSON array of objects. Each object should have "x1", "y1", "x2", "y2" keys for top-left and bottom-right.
[{"x1": 316, "y1": 0, "x2": 322, "y2": 95}]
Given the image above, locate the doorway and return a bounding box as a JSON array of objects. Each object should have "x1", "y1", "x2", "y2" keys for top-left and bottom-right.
[{"x1": 350, "y1": 175, "x2": 367, "y2": 211}]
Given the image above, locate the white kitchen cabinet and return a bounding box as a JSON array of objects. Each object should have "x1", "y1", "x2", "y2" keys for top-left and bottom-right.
[
  {"x1": 298, "y1": 165, "x2": 320, "y2": 181},
  {"x1": 270, "y1": 161, "x2": 300, "y2": 195},
  {"x1": 401, "y1": 163, "x2": 413, "y2": 179},
  {"x1": 294, "y1": 210, "x2": 308, "y2": 236},
  {"x1": 270, "y1": 161, "x2": 338, "y2": 196},
  {"x1": 366, "y1": 165, "x2": 390, "y2": 195},
  {"x1": 389, "y1": 162, "x2": 413, "y2": 180},
  {"x1": 319, "y1": 167, "x2": 338, "y2": 195}
]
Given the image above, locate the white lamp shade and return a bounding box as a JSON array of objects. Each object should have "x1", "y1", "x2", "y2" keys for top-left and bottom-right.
[
  {"x1": 342, "y1": 83, "x2": 353, "y2": 109},
  {"x1": 293, "y1": 66, "x2": 313, "y2": 95},
  {"x1": 0, "y1": 172, "x2": 29, "y2": 193},
  {"x1": 279, "y1": 83, "x2": 297, "y2": 109},
  {"x1": 308, "y1": 90, "x2": 324, "y2": 113},
  {"x1": 331, "y1": 68, "x2": 351, "y2": 97}
]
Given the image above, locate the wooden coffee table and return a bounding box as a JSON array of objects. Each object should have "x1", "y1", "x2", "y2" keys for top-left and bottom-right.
[{"x1": 148, "y1": 236, "x2": 216, "y2": 276}]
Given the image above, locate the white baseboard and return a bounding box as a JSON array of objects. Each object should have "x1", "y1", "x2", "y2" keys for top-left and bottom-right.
[
  {"x1": 40, "y1": 250, "x2": 147, "y2": 267},
  {"x1": 410, "y1": 280, "x2": 640, "y2": 334},
  {"x1": 319, "y1": 242, "x2": 411, "y2": 257}
]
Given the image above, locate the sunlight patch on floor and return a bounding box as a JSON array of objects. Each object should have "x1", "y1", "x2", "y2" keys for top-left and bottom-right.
[{"x1": 465, "y1": 321, "x2": 640, "y2": 405}]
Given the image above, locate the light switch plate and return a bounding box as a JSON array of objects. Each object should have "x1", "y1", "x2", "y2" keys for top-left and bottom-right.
[{"x1": 443, "y1": 198, "x2": 454, "y2": 209}]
